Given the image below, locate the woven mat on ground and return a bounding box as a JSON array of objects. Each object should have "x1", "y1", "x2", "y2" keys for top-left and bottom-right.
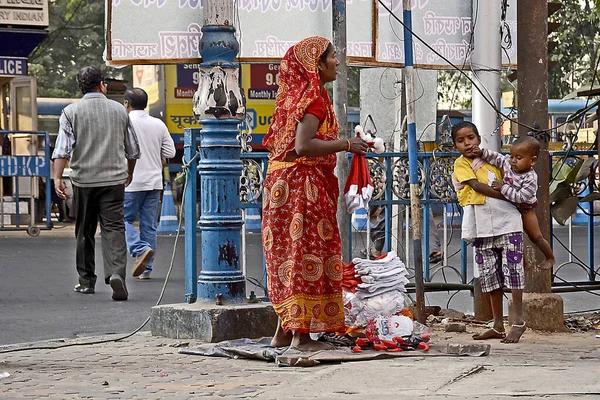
[{"x1": 179, "y1": 337, "x2": 489, "y2": 367}]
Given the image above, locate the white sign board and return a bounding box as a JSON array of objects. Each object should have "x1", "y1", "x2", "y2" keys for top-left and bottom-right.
[
  {"x1": 107, "y1": 0, "x2": 517, "y2": 68},
  {"x1": 377, "y1": 0, "x2": 517, "y2": 66},
  {"x1": 0, "y1": 0, "x2": 49, "y2": 27}
]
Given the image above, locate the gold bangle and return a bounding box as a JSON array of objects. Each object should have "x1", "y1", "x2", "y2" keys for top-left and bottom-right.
[{"x1": 346, "y1": 139, "x2": 351, "y2": 152}]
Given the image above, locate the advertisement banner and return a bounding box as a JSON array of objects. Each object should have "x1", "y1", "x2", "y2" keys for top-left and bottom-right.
[
  {"x1": 107, "y1": 0, "x2": 517, "y2": 68},
  {"x1": 163, "y1": 63, "x2": 276, "y2": 146},
  {"x1": 107, "y1": 0, "x2": 373, "y2": 64}
]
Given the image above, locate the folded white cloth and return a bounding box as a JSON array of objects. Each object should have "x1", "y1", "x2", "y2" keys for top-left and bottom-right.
[
  {"x1": 357, "y1": 266, "x2": 405, "y2": 281},
  {"x1": 343, "y1": 251, "x2": 410, "y2": 328},
  {"x1": 357, "y1": 275, "x2": 409, "y2": 293},
  {"x1": 344, "y1": 289, "x2": 406, "y2": 328}
]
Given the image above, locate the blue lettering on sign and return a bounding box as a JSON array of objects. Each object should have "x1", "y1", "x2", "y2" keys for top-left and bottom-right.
[
  {"x1": 0, "y1": 156, "x2": 49, "y2": 177},
  {"x1": 244, "y1": 109, "x2": 257, "y2": 130},
  {"x1": 0, "y1": 57, "x2": 28, "y2": 77}
]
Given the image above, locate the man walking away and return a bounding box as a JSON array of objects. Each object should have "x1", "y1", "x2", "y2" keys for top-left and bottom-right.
[
  {"x1": 124, "y1": 88, "x2": 176, "y2": 279},
  {"x1": 53, "y1": 66, "x2": 140, "y2": 301}
]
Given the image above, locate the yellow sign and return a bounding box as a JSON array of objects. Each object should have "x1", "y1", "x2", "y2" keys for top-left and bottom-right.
[
  {"x1": 132, "y1": 65, "x2": 161, "y2": 117},
  {"x1": 164, "y1": 65, "x2": 199, "y2": 139},
  {"x1": 163, "y1": 63, "x2": 277, "y2": 147},
  {"x1": 240, "y1": 63, "x2": 277, "y2": 138},
  {"x1": 165, "y1": 103, "x2": 201, "y2": 134}
]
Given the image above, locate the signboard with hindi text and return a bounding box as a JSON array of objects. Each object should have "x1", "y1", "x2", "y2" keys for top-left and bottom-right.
[
  {"x1": 0, "y1": 0, "x2": 49, "y2": 27},
  {"x1": 164, "y1": 64, "x2": 201, "y2": 142},
  {"x1": 377, "y1": 0, "x2": 517, "y2": 67},
  {"x1": 107, "y1": 0, "x2": 517, "y2": 68},
  {"x1": 107, "y1": 0, "x2": 374, "y2": 65}
]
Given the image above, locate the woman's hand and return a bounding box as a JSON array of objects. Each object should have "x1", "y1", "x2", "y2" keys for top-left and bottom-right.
[{"x1": 348, "y1": 137, "x2": 368, "y2": 155}]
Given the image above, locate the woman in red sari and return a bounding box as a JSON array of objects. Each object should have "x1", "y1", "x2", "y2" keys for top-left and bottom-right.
[{"x1": 262, "y1": 36, "x2": 368, "y2": 351}]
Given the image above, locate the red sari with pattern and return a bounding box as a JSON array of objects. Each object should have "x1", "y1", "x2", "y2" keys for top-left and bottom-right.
[{"x1": 262, "y1": 36, "x2": 345, "y2": 333}]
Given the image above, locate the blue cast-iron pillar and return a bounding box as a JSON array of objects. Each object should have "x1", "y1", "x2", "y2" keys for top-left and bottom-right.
[{"x1": 192, "y1": 2, "x2": 246, "y2": 302}]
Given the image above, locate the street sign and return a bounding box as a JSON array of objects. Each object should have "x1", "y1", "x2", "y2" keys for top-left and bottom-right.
[
  {"x1": 0, "y1": 155, "x2": 49, "y2": 176},
  {"x1": 0, "y1": 0, "x2": 49, "y2": 27},
  {"x1": 0, "y1": 57, "x2": 27, "y2": 77}
]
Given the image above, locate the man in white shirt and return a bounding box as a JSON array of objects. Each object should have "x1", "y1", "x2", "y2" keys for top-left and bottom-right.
[{"x1": 123, "y1": 88, "x2": 176, "y2": 279}]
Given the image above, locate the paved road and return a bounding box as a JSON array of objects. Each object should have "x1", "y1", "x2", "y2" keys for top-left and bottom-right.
[{"x1": 1, "y1": 223, "x2": 599, "y2": 345}]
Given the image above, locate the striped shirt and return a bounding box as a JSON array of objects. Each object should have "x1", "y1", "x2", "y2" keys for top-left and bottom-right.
[
  {"x1": 480, "y1": 148, "x2": 537, "y2": 205},
  {"x1": 52, "y1": 93, "x2": 140, "y2": 161}
]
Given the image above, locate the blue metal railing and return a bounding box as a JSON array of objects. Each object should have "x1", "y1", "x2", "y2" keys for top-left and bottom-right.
[
  {"x1": 236, "y1": 149, "x2": 598, "y2": 288},
  {"x1": 177, "y1": 145, "x2": 598, "y2": 300},
  {"x1": 0, "y1": 131, "x2": 52, "y2": 236}
]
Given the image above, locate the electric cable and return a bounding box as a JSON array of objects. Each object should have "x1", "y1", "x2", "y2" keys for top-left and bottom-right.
[
  {"x1": 0, "y1": 150, "x2": 199, "y2": 355},
  {"x1": 29, "y1": 0, "x2": 89, "y2": 62},
  {"x1": 377, "y1": 0, "x2": 594, "y2": 135},
  {"x1": 549, "y1": 52, "x2": 600, "y2": 185}
]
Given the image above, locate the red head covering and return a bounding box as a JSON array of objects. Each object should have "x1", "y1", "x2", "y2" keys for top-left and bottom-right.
[{"x1": 262, "y1": 36, "x2": 339, "y2": 161}]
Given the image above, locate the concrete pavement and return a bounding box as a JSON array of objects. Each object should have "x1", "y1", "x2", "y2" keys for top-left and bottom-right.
[
  {"x1": 2, "y1": 224, "x2": 600, "y2": 398},
  {"x1": 1, "y1": 327, "x2": 599, "y2": 399}
]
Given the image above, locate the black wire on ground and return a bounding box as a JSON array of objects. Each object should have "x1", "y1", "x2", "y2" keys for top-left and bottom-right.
[{"x1": 0, "y1": 151, "x2": 199, "y2": 355}]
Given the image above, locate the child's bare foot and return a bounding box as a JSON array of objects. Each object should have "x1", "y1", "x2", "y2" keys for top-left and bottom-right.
[
  {"x1": 472, "y1": 327, "x2": 506, "y2": 340},
  {"x1": 537, "y1": 258, "x2": 555, "y2": 271},
  {"x1": 501, "y1": 322, "x2": 526, "y2": 343}
]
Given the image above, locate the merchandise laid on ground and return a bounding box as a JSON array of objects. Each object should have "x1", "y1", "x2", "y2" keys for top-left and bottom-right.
[{"x1": 181, "y1": 252, "x2": 489, "y2": 367}]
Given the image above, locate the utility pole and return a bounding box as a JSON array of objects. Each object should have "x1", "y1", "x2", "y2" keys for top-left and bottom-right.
[
  {"x1": 470, "y1": 0, "x2": 502, "y2": 321},
  {"x1": 402, "y1": 0, "x2": 425, "y2": 324},
  {"x1": 471, "y1": 0, "x2": 502, "y2": 151},
  {"x1": 192, "y1": 0, "x2": 246, "y2": 302},
  {"x1": 333, "y1": 0, "x2": 350, "y2": 262},
  {"x1": 516, "y1": 0, "x2": 565, "y2": 331}
]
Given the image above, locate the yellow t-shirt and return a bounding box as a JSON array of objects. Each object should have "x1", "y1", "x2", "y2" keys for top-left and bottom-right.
[{"x1": 453, "y1": 156, "x2": 503, "y2": 206}]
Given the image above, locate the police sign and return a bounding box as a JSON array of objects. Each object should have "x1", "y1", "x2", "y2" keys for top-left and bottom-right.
[
  {"x1": 0, "y1": 156, "x2": 48, "y2": 176},
  {"x1": 0, "y1": 57, "x2": 28, "y2": 77}
]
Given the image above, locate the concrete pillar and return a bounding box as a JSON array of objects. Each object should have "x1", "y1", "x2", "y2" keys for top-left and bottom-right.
[
  {"x1": 333, "y1": 0, "x2": 350, "y2": 262},
  {"x1": 470, "y1": 0, "x2": 501, "y2": 319},
  {"x1": 471, "y1": 0, "x2": 502, "y2": 152}
]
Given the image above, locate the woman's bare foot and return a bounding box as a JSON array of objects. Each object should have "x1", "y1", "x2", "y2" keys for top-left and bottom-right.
[
  {"x1": 472, "y1": 327, "x2": 506, "y2": 340},
  {"x1": 501, "y1": 322, "x2": 526, "y2": 344},
  {"x1": 270, "y1": 319, "x2": 293, "y2": 347},
  {"x1": 290, "y1": 333, "x2": 335, "y2": 352}
]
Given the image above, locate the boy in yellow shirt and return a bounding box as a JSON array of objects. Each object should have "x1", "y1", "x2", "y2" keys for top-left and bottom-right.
[{"x1": 452, "y1": 121, "x2": 526, "y2": 344}]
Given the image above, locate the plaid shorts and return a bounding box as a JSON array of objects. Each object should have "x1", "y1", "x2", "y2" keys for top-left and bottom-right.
[{"x1": 473, "y1": 232, "x2": 524, "y2": 293}]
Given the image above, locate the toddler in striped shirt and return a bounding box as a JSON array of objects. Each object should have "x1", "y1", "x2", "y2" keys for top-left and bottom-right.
[{"x1": 473, "y1": 136, "x2": 555, "y2": 270}]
